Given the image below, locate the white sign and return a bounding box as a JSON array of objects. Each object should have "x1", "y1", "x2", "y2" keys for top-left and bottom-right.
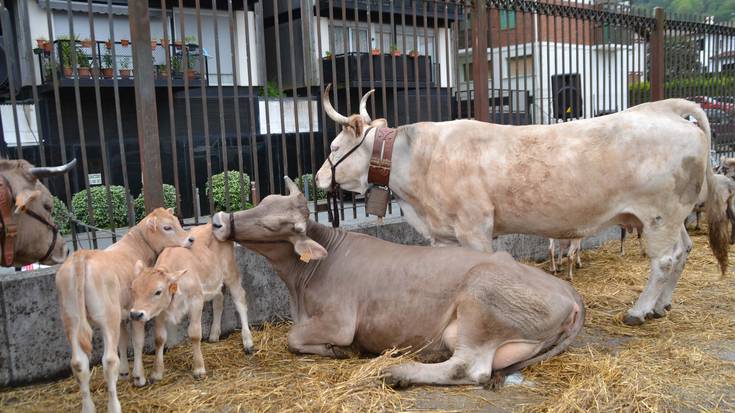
[{"x1": 88, "y1": 173, "x2": 102, "y2": 185}]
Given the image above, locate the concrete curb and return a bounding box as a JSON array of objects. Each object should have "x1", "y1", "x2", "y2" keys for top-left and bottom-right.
[{"x1": 0, "y1": 218, "x2": 619, "y2": 386}]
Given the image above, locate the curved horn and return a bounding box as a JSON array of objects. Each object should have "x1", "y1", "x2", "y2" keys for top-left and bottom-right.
[
  {"x1": 359, "y1": 89, "x2": 375, "y2": 123},
  {"x1": 284, "y1": 176, "x2": 301, "y2": 196},
  {"x1": 322, "y1": 84, "x2": 348, "y2": 125},
  {"x1": 30, "y1": 158, "x2": 77, "y2": 179}
]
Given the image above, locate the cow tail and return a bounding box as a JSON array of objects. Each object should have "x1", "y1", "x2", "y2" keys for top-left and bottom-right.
[
  {"x1": 57, "y1": 253, "x2": 93, "y2": 355},
  {"x1": 493, "y1": 289, "x2": 585, "y2": 378},
  {"x1": 688, "y1": 105, "x2": 730, "y2": 277}
]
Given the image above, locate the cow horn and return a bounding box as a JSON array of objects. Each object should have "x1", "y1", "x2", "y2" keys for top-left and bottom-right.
[
  {"x1": 359, "y1": 89, "x2": 375, "y2": 123},
  {"x1": 29, "y1": 158, "x2": 77, "y2": 178},
  {"x1": 284, "y1": 176, "x2": 301, "y2": 196},
  {"x1": 322, "y1": 84, "x2": 348, "y2": 125}
]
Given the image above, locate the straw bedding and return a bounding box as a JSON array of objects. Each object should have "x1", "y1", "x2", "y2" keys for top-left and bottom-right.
[{"x1": 1, "y1": 229, "x2": 734, "y2": 412}]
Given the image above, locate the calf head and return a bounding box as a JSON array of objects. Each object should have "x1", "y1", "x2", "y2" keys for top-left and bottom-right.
[
  {"x1": 129, "y1": 260, "x2": 186, "y2": 322},
  {"x1": 718, "y1": 157, "x2": 735, "y2": 179},
  {"x1": 0, "y1": 158, "x2": 76, "y2": 266},
  {"x1": 315, "y1": 84, "x2": 387, "y2": 195},
  {"x1": 211, "y1": 177, "x2": 327, "y2": 261},
  {"x1": 137, "y1": 208, "x2": 194, "y2": 253}
]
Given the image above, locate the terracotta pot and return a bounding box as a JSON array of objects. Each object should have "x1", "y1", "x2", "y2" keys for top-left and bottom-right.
[
  {"x1": 36, "y1": 39, "x2": 45, "y2": 48},
  {"x1": 391, "y1": 51, "x2": 401, "y2": 57},
  {"x1": 42, "y1": 42, "x2": 52, "y2": 54},
  {"x1": 186, "y1": 69, "x2": 197, "y2": 80},
  {"x1": 105, "y1": 41, "x2": 113, "y2": 49},
  {"x1": 151, "y1": 40, "x2": 158, "y2": 50},
  {"x1": 121, "y1": 39, "x2": 129, "y2": 47},
  {"x1": 78, "y1": 67, "x2": 92, "y2": 78},
  {"x1": 409, "y1": 51, "x2": 419, "y2": 58},
  {"x1": 158, "y1": 71, "x2": 169, "y2": 80},
  {"x1": 63, "y1": 66, "x2": 73, "y2": 78},
  {"x1": 371, "y1": 49, "x2": 381, "y2": 56},
  {"x1": 119, "y1": 69, "x2": 131, "y2": 78},
  {"x1": 81, "y1": 39, "x2": 93, "y2": 48},
  {"x1": 102, "y1": 68, "x2": 114, "y2": 78},
  {"x1": 161, "y1": 39, "x2": 169, "y2": 48}
]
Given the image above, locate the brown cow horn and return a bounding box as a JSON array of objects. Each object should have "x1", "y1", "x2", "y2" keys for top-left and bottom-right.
[
  {"x1": 359, "y1": 89, "x2": 375, "y2": 123},
  {"x1": 29, "y1": 158, "x2": 77, "y2": 178},
  {"x1": 284, "y1": 176, "x2": 301, "y2": 196},
  {"x1": 322, "y1": 84, "x2": 348, "y2": 125}
]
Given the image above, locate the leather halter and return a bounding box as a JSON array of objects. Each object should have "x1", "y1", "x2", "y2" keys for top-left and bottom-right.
[
  {"x1": 0, "y1": 176, "x2": 59, "y2": 267},
  {"x1": 367, "y1": 128, "x2": 397, "y2": 187}
]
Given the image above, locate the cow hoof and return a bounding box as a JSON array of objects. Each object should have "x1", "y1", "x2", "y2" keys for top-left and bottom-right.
[
  {"x1": 132, "y1": 376, "x2": 146, "y2": 387},
  {"x1": 208, "y1": 336, "x2": 220, "y2": 343},
  {"x1": 192, "y1": 369, "x2": 207, "y2": 380},
  {"x1": 119, "y1": 372, "x2": 129, "y2": 379},
  {"x1": 664, "y1": 304, "x2": 672, "y2": 311},
  {"x1": 484, "y1": 373, "x2": 506, "y2": 391},
  {"x1": 622, "y1": 314, "x2": 645, "y2": 326},
  {"x1": 327, "y1": 344, "x2": 349, "y2": 359},
  {"x1": 149, "y1": 373, "x2": 163, "y2": 384},
  {"x1": 244, "y1": 345, "x2": 256, "y2": 355},
  {"x1": 383, "y1": 373, "x2": 409, "y2": 389}
]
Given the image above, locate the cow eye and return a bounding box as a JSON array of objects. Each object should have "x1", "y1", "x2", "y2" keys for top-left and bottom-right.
[
  {"x1": 154, "y1": 290, "x2": 162, "y2": 296},
  {"x1": 44, "y1": 204, "x2": 53, "y2": 212},
  {"x1": 163, "y1": 225, "x2": 172, "y2": 231}
]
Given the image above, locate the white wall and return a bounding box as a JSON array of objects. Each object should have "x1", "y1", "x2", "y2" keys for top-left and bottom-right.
[{"x1": 235, "y1": 11, "x2": 262, "y2": 86}]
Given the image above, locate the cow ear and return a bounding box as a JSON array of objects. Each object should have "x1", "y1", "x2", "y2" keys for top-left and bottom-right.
[
  {"x1": 167, "y1": 269, "x2": 187, "y2": 282},
  {"x1": 14, "y1": 190, "x2": 41, "y2": 214},
  {"x1": 134, "y1": 260, "x2": 145, "y2": 276},
  {"x1": 348, "y1": 115, "x2": 364, "y2": 138},
  {"x1": 290, "y1": 236, "x2": 328, "y2": 262},
  {"x1": 146, "y1": 217, "x2": 158, "y2": 232},
  {"x1": 166, "y1": 207, "x2": 175, "y2": 215}
]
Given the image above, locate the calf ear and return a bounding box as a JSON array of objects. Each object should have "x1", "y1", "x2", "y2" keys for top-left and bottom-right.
[
  {"x1": 134, "y1": 260, "x2": 145, "y2": 276},
  {"x1": 14, "y1": 190, "x2": 41, "y2": 214},
  {"x1": 146, "y1": 217, "x2": 158, "y2": 232},
  {"x1": 167, "y1": 270, "x2": 186, "y2": 294},
  {"x1": 290, "y1": 236, "x2": 328, "y2": 262}
]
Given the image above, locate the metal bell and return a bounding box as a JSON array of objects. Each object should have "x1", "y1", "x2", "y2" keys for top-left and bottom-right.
[{"x1": 365, "y1": 186, "x2": 390, "y2": 217}]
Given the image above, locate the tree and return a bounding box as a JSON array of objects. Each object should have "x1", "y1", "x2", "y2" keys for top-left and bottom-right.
[{"x1": 647, "y1": 35, "x2": 702, "y2": 79}]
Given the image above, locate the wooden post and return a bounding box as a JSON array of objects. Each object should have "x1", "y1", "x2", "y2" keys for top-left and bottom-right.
[
  {"x1": 471, "y1": 1, "x2": 489, "y2": 121},
  {"x1": 650, "y1": 7, "x2": 665, "y2": 101}
]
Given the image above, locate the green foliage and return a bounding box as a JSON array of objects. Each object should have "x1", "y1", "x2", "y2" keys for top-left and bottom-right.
[
  {"x1": 628, "y1": 75, "x2": 735, "y2": 105},
  {"x1": 57, "y1": 34, "x2": 86, "y2": 68},
  {"x1": 294, "y1": 174, "x2": 326, "y2": 201},
  {"x1": 51, "y1": 196, "x2": 71, "y2": 235},
  {"x1": 259, "y1": 80, "x2": 285, "y2": 98},
  {"x1": 71, "y1": 186, "x2": 129, "y2": 230},
  {"x1": 634, "y1": 0, "x2": 735, "y2": 22},
  {"x1": 134, "y1": 184, "x2": 178, "y2": 223},
  {"x1": 206, "y1": 171, "x2": 253, "y2": 212}
]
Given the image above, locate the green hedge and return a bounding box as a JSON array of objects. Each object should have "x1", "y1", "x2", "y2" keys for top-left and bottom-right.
[
  {"x1": 134, "y1": 184, "x2": 177, "y2": 222},
  {"x1": 295, "y1": 173, "x2": 326, "y2": 201},
  {"x1": 71, "y1": 185, "x2": 129, "y2": 229},
  {"x1": 629, "y1": 76, "x2": 735, "y2": 106},
  {"x1": 51, "y1": 196, "x2": 71, "y2": 235},
  {"x1": 206, "y1": 171, "x2": 252, "y2": 212}
]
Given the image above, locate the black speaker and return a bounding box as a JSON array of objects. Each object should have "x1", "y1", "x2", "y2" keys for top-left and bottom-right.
[{"x1": 551, "y1": 73, "x2": 582, "y2": 120}]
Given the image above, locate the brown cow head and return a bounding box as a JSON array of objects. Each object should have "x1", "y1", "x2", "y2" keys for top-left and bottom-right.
[
  {"x1": 0, "y1": 158, "x2": 76, "y2": 267},
  {"x1": 129, "y1": 261, "x2": 187, "y2": 322},
  {"x1": 315, "y1": 84, "x2": 387, "y2": 195},
  {"x1": 211, "y1": 177, "x2": 327, "y2": 261},
  {"x1": 137, "y1": 207, "x2": 195, "y2": 253}
]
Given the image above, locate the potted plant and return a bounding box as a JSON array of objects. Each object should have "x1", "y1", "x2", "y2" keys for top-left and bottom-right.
[
  {"x1": 120, "y1": 38, "x2": 129, "y2": 47},
  {"x1": 156, "y1": 64, "x2": 169, "y2": 79},
  {"x1": 44, "y1": 61, "x2": 58, "y2": 81},
  {"x1": 77, "y1": 52, "x2": 92, "y2": 78},
  {"x1": 409, "y1": 49, "x2": 419, "y2": 58},
  {"x1": 184, "y1": 35, "x2": 198, "y2": 51},
  {"x1": 371, "y1": 47, "x2": 381, "y2": 56},
  {"x1": 170, "y1": 55, "x2": 182, "y2": 77},
  {"x1": 102, "y1": 51, "x2": 114, "y2": 78},
  {"x1": 105, "y1": 39, "x2": 113, "y2": 49},
  {"x1": 324, "y1": 50, "x2": 332, "y2": 60},
  {"x1": 390, "y1": 44, "x2": 401, "y2": 57},
  {"x1": 81, "y1": 38, "x2": 93, "y2": 48},
  {"x1": 174, "y1": 39, "x2": 182, "y2": 49},
  {"x1": 186, "y1": 53, "x2": 199, "y2": 80},
  {"x1": 161, "y1": 38, "x2": 169, "y2": 48},
  {"x1": 119, "y1": 57, "x2": 132, "y2": 78},
  {"x1": 58, "y1": 35, "x2": 81, "y2": 77}
]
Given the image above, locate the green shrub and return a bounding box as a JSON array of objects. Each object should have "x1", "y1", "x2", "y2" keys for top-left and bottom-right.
[
  {"x1": 71, "y1": 185, "x2": 129, "y2": 229},
  {"x1": 134, "y1": 184, "x2": 178, "y2": 222},
  {"x1": 51, "y1": 196, "x2": 71, "y2": 235},
  {"x1": 295, "y1": 173, "x2": 326, "y2": 201},
  {"x1": 206, "y1": 171, "x2": 253, "y2": 212}
]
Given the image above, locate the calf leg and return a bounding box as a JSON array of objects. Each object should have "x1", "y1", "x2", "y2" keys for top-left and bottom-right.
[
  {"x1": 209, "y1": 291, "x2": 224, "y2": 342},
  {"x1": 100, "y1": 313, "x2": 122, "y2": 413},
  {"x1": 620, "y1": 227, "x2": 626, "y2": 256},
  {"x1": 69, "y1": 330, "x2": 95, "y2": 413},
  {"x1": 131, "y1": 320, "x2": 147, "y2": 387},
  {"x1": 548, "y1": 239, "x2": 557, "y2": 273},
  {"x1": 224, "y1": 277, "x2": 255, "y2": 353},
  {"x1": 118, "y1": 321, "x2": 129, "y2": 378},
  {"x1": 188, "y1": 299, "x2": 207, "y2": 379},
  {"x1": 287, "y1": 316, "x2": 355, "y2": 358},
  {"x1": 654, "y1": 225, "x2": 692, "y2": 317},
  {"x1": 150, "y1": 316, "x2": 167, "y2": 383}
]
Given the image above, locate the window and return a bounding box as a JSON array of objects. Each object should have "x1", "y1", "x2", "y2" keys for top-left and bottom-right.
[
  {"x1": 331, "y1": 25, "x2": 369, "y2": 55},
  {"x1": 460, "y1": 59, "x2": 492, "y2": 82},
  {"x1": 507, "y1": 55, "x2": 533, "y2": 77},
  {"x1": 500, "y1": 10, "x2": 516, "y2": 30}
]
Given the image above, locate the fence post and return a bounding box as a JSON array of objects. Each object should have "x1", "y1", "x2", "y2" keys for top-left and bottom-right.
[
  {"x1": 129, "y1": 1, "x2": 164, "y2": 212},
  {"x1": 471, "y1": 0, "x2": 489, "y2": 121},
  {"x1": 650, "y1": 7, "x2": 665, "y2": 101}
]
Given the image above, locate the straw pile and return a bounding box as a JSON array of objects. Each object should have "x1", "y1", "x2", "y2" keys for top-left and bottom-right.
[{"x1": 2, "y1": 229, "x2": 734, "y2": 412}]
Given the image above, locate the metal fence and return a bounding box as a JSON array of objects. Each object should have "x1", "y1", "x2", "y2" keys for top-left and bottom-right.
[{"x1": 0, "y1": 0, "x2": 733, "y2": 253}]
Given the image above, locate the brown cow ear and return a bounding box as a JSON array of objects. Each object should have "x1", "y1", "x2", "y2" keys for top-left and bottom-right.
[
  {"x1": 290, "y1": 236, "x2": 328, "y2": 262},
  {"x1": 14, "y1": 190, "x2": 41, "y2": 214},
  {"x1": 349, "y1": 116, "x2": 364, "y2": 138}
]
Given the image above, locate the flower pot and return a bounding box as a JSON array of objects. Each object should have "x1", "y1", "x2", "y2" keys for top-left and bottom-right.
[
  {"x1": 36, "y1": 39, "x2": 46, "y2": 48},
  {"x1": 121, "y1": 39, "x2": 129, "y2": 47},
  {"x1": 158, "y1": 71, "x2": 169, "y2": 80},
  {"x1": 371, "y1": 49, "x2": 381, "y2": 56},
  {"x1": 186, "y1": 69, "x2": 197, "y2": 80},
  {"x1": 391, "y1": 51, "x2": 401, "y2": 57},
  {"x1": 174, "y1": 41, "x2": 182, "y2": 49},
  {"x1": 63, "y1": 66, "x2": 73, "y2": 78},
  {"x1": 42, "y1": 42, "x2": 52, "y2": 54},
  {"x1": 78, "y1": 67, "x2": 92, "y2": 78},
  {"x1": 162, "y1": 39, "x2": 170, "y2": 48},
  {"x1": 409, "y1": 51, "x2": 419, "y2": 58},
  {"x1": 81, "y1": 39, "x2": 93, "y2": 48},
  {"x1": 119, "y1": 69, "x2": 131, "y2": 79},
  {"x1": 151, "y1": 41, "x2": 158, "y2": 50},
  {"x1": 105, "y1": 41, "x2": 113, "y2": 49},
  {"x1": 102, "y1": 68, "x2": 114, "y2": 79}
]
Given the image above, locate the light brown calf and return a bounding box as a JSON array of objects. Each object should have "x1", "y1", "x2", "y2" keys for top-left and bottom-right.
[
  {"x1": 548, "y1": 238, "x2": 582, "y2": 282},
  {"x1": 56, "y1": 208, "x2": 193, "y2": 413},
  {"x1": 129, "y1": 223, "x2": 254, "y2": 382}
]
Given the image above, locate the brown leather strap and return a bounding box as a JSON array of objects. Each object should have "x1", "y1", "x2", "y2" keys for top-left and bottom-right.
[
  {"x1": 368, "y1": 128, "x2": 397, "y2": 187},
  {"x1": 0, "y1": 177, "x2": 17, "y2": 267}
]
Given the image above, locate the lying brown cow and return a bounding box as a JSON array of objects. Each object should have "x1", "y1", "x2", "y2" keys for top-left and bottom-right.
[
  {"x1": 210, "y1": 177, "x2": 584, "y2": 387},
  {"x1": 56, "y1": 208, "x2": 193, "y2": 413},
  {"x1": 129, "y1": 223, "x2": 254, "y2": 382},
  {"x1": 0, "y1": 158, "x2": 76, "y2": 267}
]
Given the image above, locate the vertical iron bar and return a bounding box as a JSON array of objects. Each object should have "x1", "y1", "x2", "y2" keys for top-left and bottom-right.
[
  {"x1": 178, "y1": 0, "x2": 199, "y2": 223},
  {"x1": 211, "y1": 1, "x2": 231, "y2": 211},
  {"x1": 401, "y1": 0, "x2": 410, "y2": 124},
  {"x1": 161, "y1": 0, "x2": 182, "y2": 216},
  {"x1": 272, "y1": 0, "x2": 289, "y2": 190},
  {"x1": 194, "y1": 0, "x2": 214, "y2": 213},
  {"x1": 650, "y1": 7, "x2": 665, "y2": 101},
  {"x1": 226, "y1": 0, "x2": 246, "y2": 209},
  {"x1": 472, "y1": 0, "x2": 489, "y2": 122}
]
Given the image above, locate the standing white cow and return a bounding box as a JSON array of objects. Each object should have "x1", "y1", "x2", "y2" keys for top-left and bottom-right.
[{"x1": 315, "y1": 86, "x2": 728, "y2": 326}]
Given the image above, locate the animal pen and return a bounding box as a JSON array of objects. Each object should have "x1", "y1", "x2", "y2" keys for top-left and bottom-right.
[{"x1": 0, "y1": 0, "x2": 733, "y2": 411}]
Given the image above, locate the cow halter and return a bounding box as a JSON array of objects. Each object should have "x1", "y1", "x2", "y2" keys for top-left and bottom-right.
[
  {"x1": 326, "y1": 126, "x2": 374, "y2": 228},
  {"x1": 0, "y1": 176, "x2": 59, "y2": 267}
]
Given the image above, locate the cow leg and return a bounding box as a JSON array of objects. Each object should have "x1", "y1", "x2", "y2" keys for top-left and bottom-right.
[
  {"x1": 548, "y1": 239, "x2": 557, "y2": 273},
  {"x1": 150, "y1": 316, "x2": 167, "y2": 383},
  {"x1": 69, "y1": 327, "x2": 95, "y2": 413},
  {"x1": 455, "y1": 211, "x2": 494, "y2": 253},
  {"x1": 209, "y1": 291, "x2": 224, "y2": 342},
  {"x1": 224, "y1": 277, "x2": 255, "y2": 353},
  {"x1": 99, "y1": 312, "x2": 122, "y2": 413},
  {"x1": 620, "y1": 227, "x2": 626, "y2": 256},
  {"x1": 624, "y1": 225, "x2": 680, "y2": 325},
  {"x1": 287, "y1": 317, "x2": 355, "y2": 358},
  {"x1": 695, "y1": 210, "x2": 701, "y2": 230},
  {"x1": 131, "y1": 319, "x2": 146, "y2": 387},
  {"x1": 654, "y1": 225, "x2": 692, "y2": 317},
  {"x1": 188, "y1": 299, "x2": 206, "y2": 379},
  {"x1": 384, "y1": 352, "x2": 478, "y2": 388},
  {"x1": 118, "y1": 321, "x2": 129, "y2": 378}
]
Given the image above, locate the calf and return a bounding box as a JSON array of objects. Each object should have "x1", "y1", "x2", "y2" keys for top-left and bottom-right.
[
  {"x1": 688, "y1": 174, "x2": 735, "y2": 242},
  {"x1": 210, "y1": 177, "x2": 584, "y2": 388},
  {"x1": 548, "y1": 238, "x2": 582, "y2": 281},
  {"x1": 56, "y1": 208, "x2": 193, "y2": 413},
  {"x1": 128, "y1": 223, "x2": 254, "y2": 382}
]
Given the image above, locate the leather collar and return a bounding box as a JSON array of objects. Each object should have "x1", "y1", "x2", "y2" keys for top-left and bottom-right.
[{"x1": 368, "y1": 127, "x2": 397, "y2": 187}]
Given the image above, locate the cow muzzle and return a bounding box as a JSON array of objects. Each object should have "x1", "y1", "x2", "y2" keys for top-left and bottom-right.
[{"x1": 129, "y1": 310, "x2": 146, "y2": 321}]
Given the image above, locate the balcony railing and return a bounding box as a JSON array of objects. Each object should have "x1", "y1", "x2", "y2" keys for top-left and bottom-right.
[
  {"x1": 33, "y1": 38, "x2": 209, "y2": 85},
  {"x1": 322, "y1": 52, "x2": 437, "y2": 87}
]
